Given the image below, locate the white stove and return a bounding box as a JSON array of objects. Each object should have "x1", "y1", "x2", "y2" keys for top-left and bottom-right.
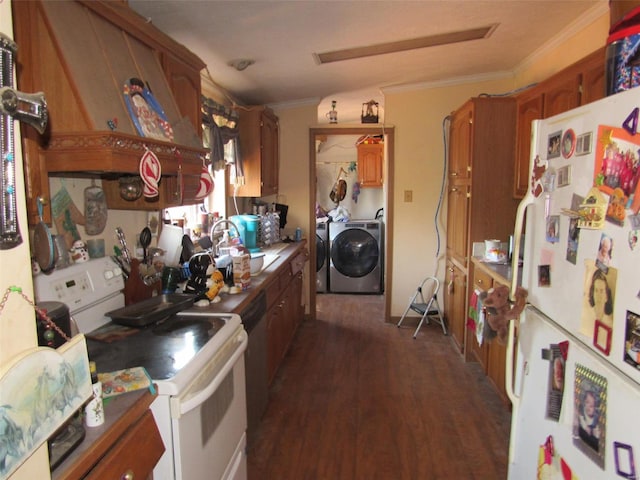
[
  {"x1": 33, "y1": 257, "x2": 125, "y2": 332},
  {"x1": 33, "y1": 258, "x2": 248, "y2": 480}
]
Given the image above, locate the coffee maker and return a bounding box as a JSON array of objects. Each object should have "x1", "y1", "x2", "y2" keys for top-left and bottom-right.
[{"x1": 35, "y1": 301, "x2": 86, "y2": 469}]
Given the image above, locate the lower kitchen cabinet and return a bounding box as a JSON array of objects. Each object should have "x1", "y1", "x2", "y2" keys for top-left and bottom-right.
[
  {"x1": 467, "y1": 260, "x2": 513, "y2": 406},
  {"x1": 444, "y1": 260, "x2": 467, "y2": 353},
  {"x1": 53, "y1": 390, "x2": 163, "y2": 480},
  {"x1": 265, "y1": 248, "x2": 308, "y2": 384}
]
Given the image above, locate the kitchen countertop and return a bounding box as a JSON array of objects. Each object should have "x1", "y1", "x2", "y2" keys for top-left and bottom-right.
[
  {"x1": 182, "y1": 239, "x2": 308, "y2": 315},
  {"x1": 471, "y1": 256, "x2": 522, "y2": 287}
]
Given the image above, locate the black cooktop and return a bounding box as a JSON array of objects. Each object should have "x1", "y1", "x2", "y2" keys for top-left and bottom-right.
[{"x1": 86, "y1": 314, "x2": 228, "y2": 380}]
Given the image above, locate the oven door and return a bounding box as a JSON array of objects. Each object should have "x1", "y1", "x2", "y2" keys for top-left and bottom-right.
[{"x1": 170, "y1": 325, "x2": 248, "y2": 480}]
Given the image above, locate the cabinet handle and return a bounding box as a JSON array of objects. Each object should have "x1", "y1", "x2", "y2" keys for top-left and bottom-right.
[
  {"x1": 450, "y1": 172, "x2": 458, "y2": 177},
  {"x1": 121, "y1": 470, "x2": 134, "y2": 480},
  {"x1": 450, "y1": 187, "x2": 458, "y2": 193}
]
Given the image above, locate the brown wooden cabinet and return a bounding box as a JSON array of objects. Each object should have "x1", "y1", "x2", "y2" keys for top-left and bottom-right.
[
  {"x1": 466, "y1": 261, "x2": 512, "y2": 406},
  {"x1": 12, "y1": 0, "x2": 207, "y2": 220},
  {"x1": 265, "y1": 248, "x2": 308, "y2": 384},
  {"x1": 53, "y1": 390, "x2": 163, "y2": 480},
  {"x1": 444, "y1": 260, "x2": 467, "y2": 351},
  {"x1": 513, "y1": 48, "x2": 606, "y2": 198},
  {"x1": 357, "y1": 143, "x2": 383, "y2": 187},
  {"x1": 444, "y1": 97, "x2": 518, "y2": 352},
  {"x1": 235, "y1": 106, "x2": 279, "y2": 197}
]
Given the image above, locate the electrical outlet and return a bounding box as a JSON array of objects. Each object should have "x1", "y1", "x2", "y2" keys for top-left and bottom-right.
[{"x1": 404, "y1": 190, "x2": 413, "y2": 202}]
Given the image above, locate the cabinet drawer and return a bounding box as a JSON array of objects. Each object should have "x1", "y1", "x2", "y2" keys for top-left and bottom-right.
[
  {"x1": 85, "y1": 410, "x2": 164, "y2": 479},
  {"x1": 290, "y1": 249, "x2": 308, "y2": 276},
  {"x1": 473, "y1": 269, "x2": 493, "y2": 291}
]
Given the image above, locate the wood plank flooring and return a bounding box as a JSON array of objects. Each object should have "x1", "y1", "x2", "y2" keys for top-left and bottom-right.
[{"x1": 247, "y1": 294, "x2": 511, "y2": 479}]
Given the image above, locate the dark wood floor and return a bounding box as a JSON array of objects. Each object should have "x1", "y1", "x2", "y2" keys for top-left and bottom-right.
[{"x1": 247, "y1": 294, "x2": 511, "y2": 479}]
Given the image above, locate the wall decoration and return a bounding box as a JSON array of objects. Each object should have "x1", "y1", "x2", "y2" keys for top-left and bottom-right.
[
  {"x1": 0, "y1": 335, "x2": 92, "y2": 478},
  {"x1": 573, "y1": 363, "x2": 607, "y2": 469},
  {"x1": 124, "y1": 78, "x2": 174, "y2": 142}
]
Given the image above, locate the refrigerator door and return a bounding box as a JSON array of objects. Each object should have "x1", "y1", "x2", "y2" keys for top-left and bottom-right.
[
  {"x1": 514, "y1": 87, "x2": 640, "y2": 385},
  {"x1": 509, "y1": 306, "x2": 640, "y2": 479}
]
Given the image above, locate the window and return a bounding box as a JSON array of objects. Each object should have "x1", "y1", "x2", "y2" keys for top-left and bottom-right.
[{"x1": 164, "y1": 96, "x2": 240, "y2": 236}]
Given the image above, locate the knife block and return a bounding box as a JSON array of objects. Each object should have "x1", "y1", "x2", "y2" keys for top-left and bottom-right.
[{"x1": 124, "y1": 259, "x2": 160, "y2": 305}]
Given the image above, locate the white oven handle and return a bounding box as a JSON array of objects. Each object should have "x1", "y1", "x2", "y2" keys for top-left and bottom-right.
[{"x1": 178, "y1": 330, "x2": 248, "y2": 416}]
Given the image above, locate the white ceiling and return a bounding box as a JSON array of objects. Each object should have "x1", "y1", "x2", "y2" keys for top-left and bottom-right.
[{"x1": 127, "y1": 0, "x2": 608, "y2": 106}]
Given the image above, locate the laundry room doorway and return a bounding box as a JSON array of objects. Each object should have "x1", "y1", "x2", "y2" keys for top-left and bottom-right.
[{"x1": 308, "y1": 126, "x2": 395, "y2": 322}]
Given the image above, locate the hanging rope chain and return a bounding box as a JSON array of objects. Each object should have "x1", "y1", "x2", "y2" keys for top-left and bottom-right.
[{"x1": 0, "y1": 285, "x2": 72, "y2": 342}]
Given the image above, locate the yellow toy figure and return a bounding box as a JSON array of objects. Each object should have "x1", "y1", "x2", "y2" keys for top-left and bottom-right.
[{"x1": 206, "y1": 269, "x2": 225, "y2": 301}]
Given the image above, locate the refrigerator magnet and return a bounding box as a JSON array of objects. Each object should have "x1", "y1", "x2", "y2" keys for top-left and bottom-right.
[
  {"x1": 581, "y1": 262, "x2": 617, "y2": 339},
  {"x1": 573, "y1": 364, "x2": 607, "y2": 468},
  {"x1": 538, "y1": 265, "x2": 551, "y2": 287},
  {"x1": 561, "y1": 129, "x2": 576, "y2": 158},
  {"x1": 623, "y1": 310, "x2": 640, "y2": 370},
  {"x1": 593, "y1": 320, "x2": 613, "y2": 356},
  {"x1": 546, "y1": 216, "x2": 560, "y2": 243},
  {"x1": 547, "y1": 131, "x2": 562, "y2": 159},
  {"x1": 575, "y1": 132, "x2": 593, "y2": 156},
  {"x1": 594, "y1": 125, "x2": 640, "y2": 216},
  {"x1": 614, "y1": 441, "x2": 636, "y2": 480}
]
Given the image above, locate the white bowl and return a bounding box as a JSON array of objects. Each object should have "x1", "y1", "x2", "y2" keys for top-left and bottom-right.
[{"x1": 249, "y1": 252, "x2": 265, "y2": 275}]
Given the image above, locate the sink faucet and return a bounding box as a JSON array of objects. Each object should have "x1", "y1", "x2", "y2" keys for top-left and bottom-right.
[{"x1": 210, "y1": 219, "x2": 240, "y2": 255}]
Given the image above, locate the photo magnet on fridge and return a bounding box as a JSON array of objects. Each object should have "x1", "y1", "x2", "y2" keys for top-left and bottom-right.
[{"x1": 573, "y1": 364, "x2": 607, "y2": 469}]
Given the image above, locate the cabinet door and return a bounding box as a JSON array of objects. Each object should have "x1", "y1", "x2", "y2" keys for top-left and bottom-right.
[
  {"x1": 260, "y1": 110, "x2": 279, "y2": 196},
  {"x1": 162, "y1": 53, "x2": 202, "y2": 137},
  {"x1": 357, "y1": 144, "x2": 383, "y2": 187},
  {"x1": 446, "y1": 183, "x2": 470, "y2": 265},
  {"x1": 466, "y1": 266, "x2": 492, "y2": 368},
  {"x1": 444, "y1": 261, "x2": 467, "y2": 352},
  {"x1": 448, "y1": 103, "x2": 472, "y2": 181},
  {"x1": 580, "y1": 48, "x2": 606, "y2": 105},
  {"x1": 514, "y1": 89, "x2": 544, "y2": 198},
  {"x1": 543, "y1": 73, "x2": 581, "y2": 118}
]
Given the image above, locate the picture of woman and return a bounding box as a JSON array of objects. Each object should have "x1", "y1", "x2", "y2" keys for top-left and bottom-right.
[
  {"x1": 581, "y1": 261, "x2": 617, "y2": 337},
  {"x1": 596, "y1": 234, "x2": 613, "y2": 267}
]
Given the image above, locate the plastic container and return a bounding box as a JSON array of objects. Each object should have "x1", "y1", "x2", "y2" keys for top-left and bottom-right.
[{"x1": 606, "y1": 6, "x2": 640, "y2": 96}]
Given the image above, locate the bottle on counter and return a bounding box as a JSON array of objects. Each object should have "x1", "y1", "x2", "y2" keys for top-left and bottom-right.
[
  {"x1": 295, "y1": 227, "x2": 302, "y2": 242},
  {"x1": 84, "y1": 360, "x2": 105, "y2": 427}
]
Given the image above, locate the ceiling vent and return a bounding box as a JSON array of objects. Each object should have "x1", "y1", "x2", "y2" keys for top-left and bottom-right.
[{"x1": 314, "y1": 24, "x2": 498, "y2": 64}]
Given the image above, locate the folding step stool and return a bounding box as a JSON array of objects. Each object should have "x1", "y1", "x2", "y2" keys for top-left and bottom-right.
[{"x1": 397, "y1": 276, "x2": 448, "y2": 338}]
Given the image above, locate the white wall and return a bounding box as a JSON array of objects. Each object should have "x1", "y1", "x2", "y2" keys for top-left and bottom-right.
[{"x1": 316, "y1": 134, "x2": 384, "y2": 220}]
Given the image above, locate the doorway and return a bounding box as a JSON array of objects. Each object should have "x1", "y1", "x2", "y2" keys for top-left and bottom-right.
[{"x1": 308, "y1": 126, "x2": 395, "y2": 321}]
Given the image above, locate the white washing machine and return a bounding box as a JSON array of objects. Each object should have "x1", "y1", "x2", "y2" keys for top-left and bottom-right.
[
  {"x1": 316, "y1": 221, "x2": 329, "y2": 292},
  {"x1": 329, "y1": 220, "x2": 383, "y2": 293}
]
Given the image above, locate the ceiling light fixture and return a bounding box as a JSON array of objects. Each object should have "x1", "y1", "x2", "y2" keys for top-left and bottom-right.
[
  {"x1": 228, "y1": 59, "x2": 255, "y2": 71},
  {"x1": 313, "y1": 24, "x2": 498, "y2": 64}
]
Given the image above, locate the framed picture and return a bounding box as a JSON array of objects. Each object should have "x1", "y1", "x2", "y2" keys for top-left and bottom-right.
[
  {"x1": 573, "y1": 363, "x2": 607, "y2": 468},
  {"x1": 594, "y1": 125, "x2": 640, "y2": 214},
  {"x1": 548, "y1": 131, "x2": 562, "y2": 159}
]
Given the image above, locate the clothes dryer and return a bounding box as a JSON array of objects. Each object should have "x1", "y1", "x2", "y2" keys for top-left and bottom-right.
[
  {"x1": 316, "y1": 221, "x2": 329, "y2": 292},
  {"x1": 329, "y1": 220, "x2": 383, "y2": 293}
]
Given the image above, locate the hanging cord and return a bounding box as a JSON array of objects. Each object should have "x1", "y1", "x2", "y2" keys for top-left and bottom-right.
[
  {"x1": 433, "y1": 115, "x2": 451, "y2": 277},
  {"x1": 0, "y1": 286, "x2": 72, "y2": 342}
]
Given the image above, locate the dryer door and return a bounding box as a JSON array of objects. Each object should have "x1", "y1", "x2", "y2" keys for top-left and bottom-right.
[
  {"x1": 316, "y1": 233, "x2": 327, "y2": 272},
  {"x1": 330, "y1": 229, "x2": 379, "y2": 278}
]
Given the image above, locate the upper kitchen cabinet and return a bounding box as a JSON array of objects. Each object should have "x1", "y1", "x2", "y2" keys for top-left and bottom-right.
[
  {"x1": 513, "y1": 48, "x2": 605, "y2": 198},
  {"x1": 12, "y1": 0, "x2": 207, "y2": 220},
  {"x1": 445, "y1": 97, "x2": 518, "y2": 351},
  {"x1": 235, "y1": 106, "x2": 279, "y2": 197},
  {"x1": 357, "y1": 142, "x2": 383, "y2": 187}
]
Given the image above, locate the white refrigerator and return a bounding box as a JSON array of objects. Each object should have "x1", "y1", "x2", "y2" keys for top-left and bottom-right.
[{"x1": 507, "y1": 87, "x2": 640, "y2": 479}]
